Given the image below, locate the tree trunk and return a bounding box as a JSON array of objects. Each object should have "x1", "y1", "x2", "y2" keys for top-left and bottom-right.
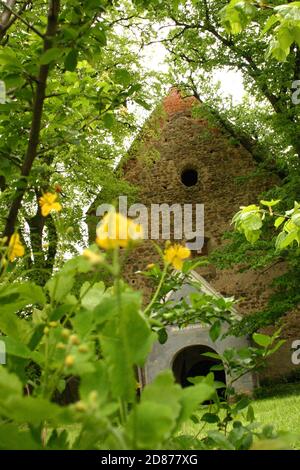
[{"x1": 3, "y1": 0, "x2": 60, "y2": 240}]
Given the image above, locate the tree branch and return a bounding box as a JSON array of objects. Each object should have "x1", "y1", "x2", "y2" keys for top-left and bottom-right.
[
  {"x1": 0, "y1": 0, "x2": 44, "y2": 40},
  {"x1": 3, "y1": 0, "x2": 60, "y2": 240}
]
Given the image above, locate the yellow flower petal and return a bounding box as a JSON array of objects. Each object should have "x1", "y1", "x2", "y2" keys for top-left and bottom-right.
[
  {"x1": 177, "y1": 245, "x2": 191, "y2": 259},
  {"x1": 39, "y1": 192, "x2": 62, "y2": 217},
  {"x1": 8, "y1": 233, "x2": 25, "y2": 262},
  {"x1": 163, "y1": 243, "x2": 190, "y2": 271},
  {"x1": 96, "y1": 211, "x2": 144, "y2": 250},
  {"x1": 82, "y1": 249, "x2": 104, "y2": 265},
  {"x1": 172, "y1": 257, "x2": 183, "y2": 270}
]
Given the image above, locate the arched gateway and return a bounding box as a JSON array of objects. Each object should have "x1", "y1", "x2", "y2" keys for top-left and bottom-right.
[{"x1": 138, "y1": 271, "x2": 255, "y2": 395}]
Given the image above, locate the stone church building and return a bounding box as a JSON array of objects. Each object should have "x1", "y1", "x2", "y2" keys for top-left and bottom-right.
[{"x1": 91, "y1": 88, "x2": 300, "y2": 391}]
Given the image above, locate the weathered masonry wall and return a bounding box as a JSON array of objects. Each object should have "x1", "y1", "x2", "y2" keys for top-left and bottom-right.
[{"x1": 121, "y1": 88, "x2": 299, "y2": 381}]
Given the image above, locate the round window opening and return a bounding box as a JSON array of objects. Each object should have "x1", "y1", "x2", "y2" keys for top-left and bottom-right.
[{"x1": 181, "y1": 168, "x2": 198, "y2": 187}]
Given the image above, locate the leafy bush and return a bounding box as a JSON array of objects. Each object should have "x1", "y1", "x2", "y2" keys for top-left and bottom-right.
[{"x1": 0, "y1": 212, "x2": 293, "y2": 449}]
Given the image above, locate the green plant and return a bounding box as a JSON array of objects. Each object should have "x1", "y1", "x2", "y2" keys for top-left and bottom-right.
[{"x1": 0, "y1": 211, "x2": 293, "y2": 449}]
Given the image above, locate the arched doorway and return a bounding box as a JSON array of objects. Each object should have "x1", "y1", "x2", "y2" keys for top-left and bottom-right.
[{"x1": 172, "y1": 345, "x2": 226, "y2": 388}]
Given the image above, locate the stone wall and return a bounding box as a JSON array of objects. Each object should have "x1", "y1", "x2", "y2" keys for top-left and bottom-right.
[{"x1": 120, "y1": 88, "x2": 299, "y2": 381}]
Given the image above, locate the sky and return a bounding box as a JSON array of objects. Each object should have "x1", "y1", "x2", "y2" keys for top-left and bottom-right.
[{"x1": 140, "y1": 38, "x2": 245, "y2": 105}]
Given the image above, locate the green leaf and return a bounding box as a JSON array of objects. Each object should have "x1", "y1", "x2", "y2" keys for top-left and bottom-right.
[
  {"x1": 125, "y1": 400, "x2": 177, "y2": 449},
  {"x1": 0, "y1": 396, "x2": 65, "y2": 425},
  {"x1": 91, "y1": 26, "x2": 107, "y2": 46},
  {"x1": 207, "y1": 431, "x2": 235, "y2": 450},
  {"x1": 135, "y1": 98, "x2": 152, "y2": 110},
  {"x1": 202, "y1": 351, "x2": 221, "y2": 360},
  {"x1": 209, "y1": 320, "x2": 222, "y2": 342},
  {"x1": 142, "y1": 371, "x2": 182, "y2": 411},
  {"x1": 64, "y1": 49, "x2": 78, "y2": 72},
  {"x1": 40, "y1": 48, "x2": 62, "y2": 65},
  {"x1": 102, "y1": 112, "x2": 115, "y2": 129},
  {"x1": 125, "y1": 371, "x2": 181, "y2": 448},
  {"x1": 275, "y1": 3, "x2": 300, "y2": 21},
  {"x1": 292, "y1": 213, "x2": 300, "y2": 227},
  {"x1": 80, "y1": 361, "x2": 109, "y2": 401},
  {"x1": 234, "y1": 396, "x2": 251, "y2": 413},
  {"x1": 0, "y1": 49, "x2": 21, "y2": 68},
  {"x1": 0, "y1": 425, "x2": 41, "y2": 450},
  {"x1": 0, "y1": 282, "x2": 46, "y2": 314},
  {"x1": 260, "y1": 199, "x2": 280, "y2": 207},
  {"x1": 277, "y1": 26, "x2": 294, "y2": 50},
  {"x1": 0, "y1": 367, "x2": 22, "y2": 399},
  {"x1": 261, "y1": 15, "x2": 280, "y2": 36},
  {"x1": 246, "y1": 404, "x2": 255, "y2": 423},
  {"x1": 2, "y1": 336, "x2": 43, "y2": 364},
  {"x1": 178, "y1": 382, "x2": 215, "y2": 424},
  {"x1": 46, "y1": 272, "x2": 75, "y2": 303},
  {"x1": 0, "y1": 283, "x2": 44, "y2": 342},
  {"x1": 100, "y1": 292, "x2": 155, "y2": 401},
  {"x1": 93, "y1": 295, "x2": 119, "y2": 326},
  {"x1": 80, "y1": 281, "x2": 105, "y2": 311},
  {"x1": 274, "y1": 216, "x2": 285, "y2": 228},
  {"x1": 252, "y1": 332, "x2": 272, "y2": 347},
  {"x1": 114, "y1": 68, "x2": 132, "y2": 86},
  {"x1": 157, "y1": 327, "x2": 168, "y2": 344},
  {"x1": 201, "y1": 412, "x2": 220, "y2": 423},
  {"x1": 267, "y1": 39, "x2": 290, "y2": 62},
  {"x1": 275, "y1": 230, "x2": 298, "y2": 250},
  {"x1": 244, "y1": 229, "x2": 261, "y2": 244},
  {"x1": 72, "y1": 308, "x2": 94, "y2": 337}
]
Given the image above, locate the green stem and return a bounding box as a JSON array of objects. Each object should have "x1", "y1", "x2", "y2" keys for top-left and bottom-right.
[
  {"x1": 113, "y1": 246, "x2": 128, "y2": 424},
  {"x1": 42, "y1": 334, "x2": 50, "y2": 398},
  {"x1": 143, "y1": 263, "x2": 168, "y2": 317}
]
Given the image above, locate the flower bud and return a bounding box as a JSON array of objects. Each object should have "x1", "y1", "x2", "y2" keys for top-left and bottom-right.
[
  {"x1": 89, "y1": 391, "x2": 98, "y2": 403},
  {"x1": 146, "y1": 263, "x2": 155, "y2": 269},
  {"x1": 74, "y1": 401, "x2": 87, "y2": 412},
  {"x1": 64, "y1": 355, "x2": 75, "y2": 367},
  {"x1": 61, "y1": 329, "x2": 70, "y2": 339},
  {"x1": 78, "y1": 344, "x2": 88, "y2": 353},
  {"x1": 70, "y1": 334, "x2": 80, "y2": 345}
]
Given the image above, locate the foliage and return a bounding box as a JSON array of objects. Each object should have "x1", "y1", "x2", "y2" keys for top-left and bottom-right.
[
  {"x1": 0, "y1": 213, "x2": 291, "y2": 449},
  {"x1": 221, "y1": 0, "x2": 300, "y2": 62},
  {"x1": 0, "y1": 0, "x2": 163, "y2": 284},
  {"x1": 232, "y1": 198, "x2": 300, "y2": 250}
]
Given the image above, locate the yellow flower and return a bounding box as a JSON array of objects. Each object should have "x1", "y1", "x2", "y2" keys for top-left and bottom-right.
[
  {"x1": 8, "y1": 233, "x2": 25, "y2": 262},
  {"x1": 164, "y1": 243, "x2": 191, "y2": 270},
  {"x1": 39, "y1": 192, "x2": 62, "y2": 217},
  {"x1": 82, "y1": 248, "x2": 104, "y2": 265},
  {"x1": 96, "y1": 211, "x2": 144, "y2": 250}
]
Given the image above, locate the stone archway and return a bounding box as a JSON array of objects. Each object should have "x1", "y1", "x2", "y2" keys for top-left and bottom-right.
[{"x1": 171, "y1": 344, "x2": 226, "y2": 388}]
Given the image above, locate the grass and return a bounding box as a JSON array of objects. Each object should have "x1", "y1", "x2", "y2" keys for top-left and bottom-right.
[
  {"x1": 50, "y1": 383, "x2": 300, "y2": 449},
  {"x1": 181, "y1": 383, "x2": 300, "y2": 449},
  {"x1": 251, "y1": 384, "x2": 300, "y2": 448}
]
